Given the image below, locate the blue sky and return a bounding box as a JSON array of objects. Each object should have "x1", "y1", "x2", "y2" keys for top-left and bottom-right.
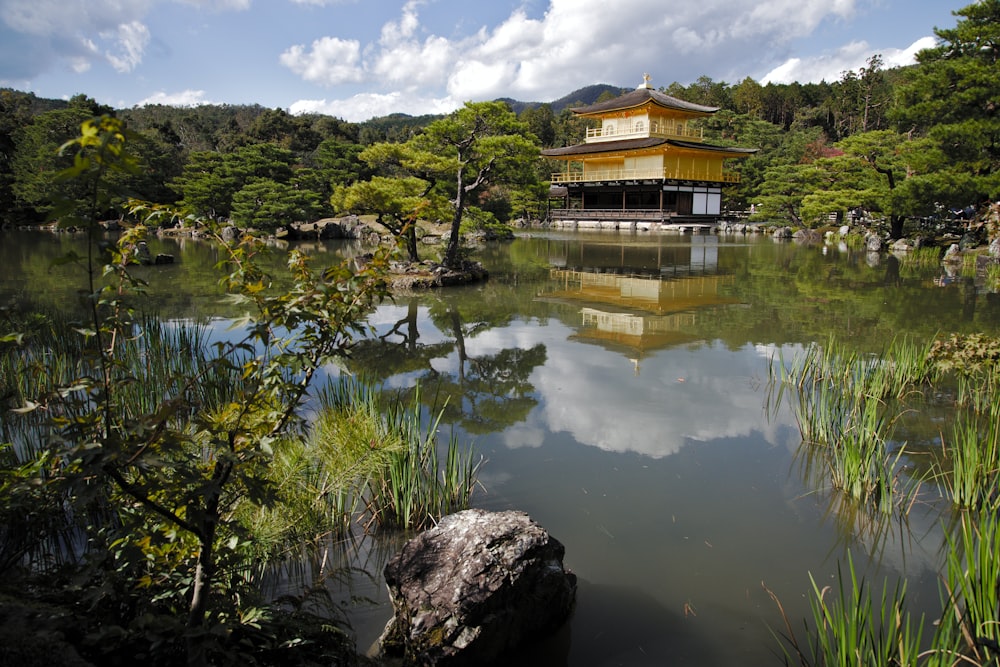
[{"x1": 0, "y1": 0, "x2": 969, "y2": 122}]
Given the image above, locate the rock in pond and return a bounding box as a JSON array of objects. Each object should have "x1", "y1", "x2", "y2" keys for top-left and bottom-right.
[{"x1": 377, "y1": 509, "x2": 577, "y2": 666}]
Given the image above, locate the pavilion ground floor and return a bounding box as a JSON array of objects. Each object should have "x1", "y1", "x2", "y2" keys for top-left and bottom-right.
[{"x1": 547, "y1": 180, "x2": 734, "y2": 230}]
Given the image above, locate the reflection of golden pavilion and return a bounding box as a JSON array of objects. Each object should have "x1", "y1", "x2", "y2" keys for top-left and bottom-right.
[
  {"x1": 549, "y1": 270, "x2": 735, "y2": 314},
  {"x1": 544, "y1": 270, "x2": 739, "y2": 358}
]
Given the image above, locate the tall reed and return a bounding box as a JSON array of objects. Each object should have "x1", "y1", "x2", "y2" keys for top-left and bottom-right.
[
  {"x1": 954, "y1": 365, "x2": 1000, "y2": 413},
  {"x1": 898, "y1": 245, "x2": 943, "y2": 269},
  {"x1": 778, "y1": 336, "x2": 934, "y2": 513},
  {"x1": 986, "y1": 262, "x2": 1000, "y2": 291},
  {"x1": 938, "y1": 399, "x2": 1000, "y2": 511},
  {"x1": 769, "y1": 552, "x2": 925, "y2": 667},
  {"x1": 933, "y1": 512, "x2": 1000, "y2": 665},
  {"x1": 363, "y1": 384, "x2": 483, "y2": 532},
  {"x1": 301, "y1": 377, "x2": 483, "y2": 534}
]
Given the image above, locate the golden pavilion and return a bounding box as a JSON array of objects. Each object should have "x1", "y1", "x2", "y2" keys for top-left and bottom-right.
[{"x1": 541, "y1": 74, "x2": 757, "y2": 225}]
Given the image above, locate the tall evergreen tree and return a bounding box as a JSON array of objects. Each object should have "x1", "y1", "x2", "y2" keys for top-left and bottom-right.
[{"x1": 893, "y1": 0, "x2": 1000, "y2": 213}]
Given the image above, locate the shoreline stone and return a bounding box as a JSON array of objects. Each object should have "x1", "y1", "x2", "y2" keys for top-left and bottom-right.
[{"x1": 378, "y1": 509, "x2": 576, "y2": 666}]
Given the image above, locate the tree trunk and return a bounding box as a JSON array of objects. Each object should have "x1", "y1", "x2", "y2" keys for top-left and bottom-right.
[
  {"x1": 185, "y1": 472, "x2": 224, "y2": 667},
  {"x1": 889, "y1": 214, "x2": 905, "y2": 240},
  {"x1": 185, "y1": 528, "x2": 216, "y2": 667},
  {"x1": 444, "y1": 174, "x2": 466, "y2": 269},
  {"x1": 404, "y1": 222, "x2": 419, "y2": 262}
]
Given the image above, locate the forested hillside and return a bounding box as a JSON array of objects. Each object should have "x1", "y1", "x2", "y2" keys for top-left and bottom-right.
[{"x1": 1, "y1": 0, "x2": 997, "y2": 239}]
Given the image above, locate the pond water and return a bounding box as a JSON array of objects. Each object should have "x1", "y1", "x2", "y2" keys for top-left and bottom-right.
[{"x1": 4, "y1": 229, "x2": 1000, "y2": 666}]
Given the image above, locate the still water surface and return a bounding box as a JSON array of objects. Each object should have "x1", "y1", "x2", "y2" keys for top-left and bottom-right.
[{"x1": 5, "y1": 229, "x2": 1000, "y2": 665}]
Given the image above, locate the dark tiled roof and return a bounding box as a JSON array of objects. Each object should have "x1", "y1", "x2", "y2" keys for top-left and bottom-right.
[
  {"x1": 542, "y1": 137, "x2": 668, "y2": 156},
  {"x1": 571, "y1": 88, "x2": 719, "y2": 116},
  {"x1": 541, "y1": 137, "x2": 758, "y2": 157},
  {"x1": 668, "y1": 139, "x2": 758, "y2": 155}
]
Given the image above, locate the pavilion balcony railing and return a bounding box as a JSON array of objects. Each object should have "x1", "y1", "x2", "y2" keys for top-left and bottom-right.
[
  {"x1": 585, "y1": 122, "x2": 703, "y2": 142},
  {"x1": 548, "y1": 209, "x2": 672, "y2": 220},
  {"x1": 549, "y1": 168, "x2": 740, "y2": 184}
]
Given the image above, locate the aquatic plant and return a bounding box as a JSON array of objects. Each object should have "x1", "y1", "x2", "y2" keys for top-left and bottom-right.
[
  {"x1": 933, "y1": 512, "x2": 1000, "y2": 665},
  {"x1": 770, "y1": 331, "x2": 1000, "y2": 666},
  {"x1": 957, "y1": 251, "x2": 978, "y2": 278},
  {"x1": 361, "y1": 383, "x2": 483, "y2": 532},
  {"x1": 929, "y1": 333, "x2": 1000, "y2": 376},
  {"x1": 937, "y1": 400, "x2": 1000, "y2": 511},
  {"x1": 767, "y1": 552, "x2": 925, "y2": 667},
  {"x1": 925, "y1": 333, "x2": 1000, "y2": 511},
  {"x1": 986, "y1": 261, "x2": 1000, "y2": 292},
  {"x1": 250, "y1": 376, "x2": 484, "y2": 539},
  {"x1": 775, "y1": 336, "x2": 937, "y2": 513},
  {"x1": 898, "y1": 245, "x2": 943, "y2": 269}
]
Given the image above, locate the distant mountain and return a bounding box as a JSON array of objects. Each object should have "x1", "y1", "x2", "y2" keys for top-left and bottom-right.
[
  {"x1": 363, "y1": 83, "x2": 629, "y2": 135},
  {"x1": 498, "y1": 84, "x2": 628, "y2": 115}
]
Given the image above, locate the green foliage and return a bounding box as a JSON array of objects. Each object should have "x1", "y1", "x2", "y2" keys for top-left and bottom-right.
[
  {"x1": 519, "y1": 102, "x2": 556, "y2": 146},
  {"x1": 11, "y1": 106, "x2": 105, "y2": 220},
  {"x1": 1, "y1": 116, "x2": 393, "y2": 665},
  {"x1": 349, "y1": 101, "x2": 539, "y2": 267},
  {"x1": 834, "y1": 55, "x2": 892, "y2": 137},
  {"x1": 311, "y1": 136, "x2": 372, "y2": 185},
  {"x1": 331, "y1": 174, "x2": 445, "y2": 261},
  {"x1": 935, "y1": 512, "x2": 1000, "y2": 665},
  {"x1": 459, "y1": 205, "x2": 502, "y2": 234},
  {"x1": 775, "y1": 337, "x2": 933, "y2": 513},
  {"x1": 170, "y1": 142, "x2": 311, "y2": 225},
  {"x1": 409, "y1": 101, "x2": 540, "y2": 267},
  {"x1": 893, "y1": 0, "x2": 1000, "y2": 209},
  {"x1": 770, "y1": 553, "x2": 925, "y2": 667},
  {"x1": 2, "y1": 1, "x2": 998, "y2": 242},
  {"x1": 928, "y1": 332, "x2": 1000, "y2": 376},
  {"x1": 230, "y1": 177, "x2": 322, "y2": 230}
]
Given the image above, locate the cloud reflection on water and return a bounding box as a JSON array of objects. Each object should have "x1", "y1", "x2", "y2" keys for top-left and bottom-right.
[{"x1": 462, "y1": 320, "x2": 800, "y2": 459}]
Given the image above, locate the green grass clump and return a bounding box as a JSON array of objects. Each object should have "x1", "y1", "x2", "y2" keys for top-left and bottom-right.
[
  {"x1": 309, "y1": 377, "x2": 482, "y2": 534},
  {"x1": 770, "y1": 332, "x2": 1000, "y2": 667},
  {"x1": 934, "y1": 512, "x2": 1000, "y2": 665},
  {"x1": 898, "y1": 245, "x2": 943, "y2": 269},
  {"x1": 937, "y1": 399, "x2": 1000, "y2": 511},
  {"x1": 986, "y1": 262, "x2": 1000, "y2": 291},
  {"x1": 360, "y1": 383, "x2": 483, "y2": 532},
  {"x1": 773, "y1": 336, "x2": 937, "y2": 513}
]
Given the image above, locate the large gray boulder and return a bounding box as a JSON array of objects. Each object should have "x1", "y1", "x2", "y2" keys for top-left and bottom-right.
[
  {"x1": 378, "y1": 509, "x2": 576, "y2": 666},
  {"x1": 792, "y1": 228, "x2": 822, "y2": 243},
  {"x1": 866, "y1": 233, "x2": 884, "y2": 252}
]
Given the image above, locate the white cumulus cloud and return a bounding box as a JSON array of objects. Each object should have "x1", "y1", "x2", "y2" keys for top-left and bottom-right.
[
  {"x1": 761, "y1": 36, "x2": 936, "y2": 84},
  {"x1": 279, "y1": 36, "x2": 365, "y2": 85},
  {"x1": 289, "y1": 91, "x2": 458, "y2": 122},
  {"x1": 284, "y1": 0, "x2": 917, "y2": 120},
  {"x1": 138, "y1": 88, "x2": 214, "y2": 106},
  {"x1": 104, "y1": 21, "x2": 150, "y2": 73},
  {"x1": 0, "y1": 0, "x2": 247, "y2": 79}
]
